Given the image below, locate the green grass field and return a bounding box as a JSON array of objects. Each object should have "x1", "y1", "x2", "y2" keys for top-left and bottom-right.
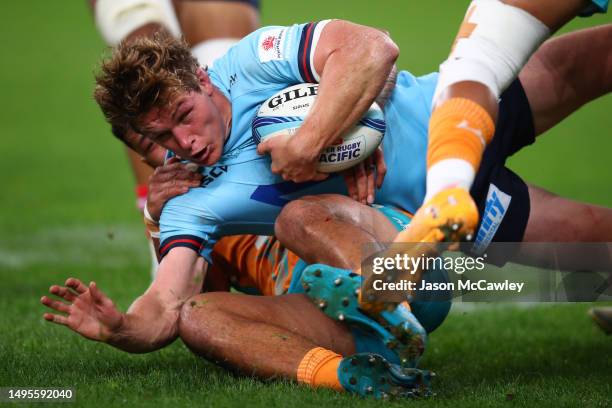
[{"x1": 0, "y1": 1, "x2": 610, "y2": 406}]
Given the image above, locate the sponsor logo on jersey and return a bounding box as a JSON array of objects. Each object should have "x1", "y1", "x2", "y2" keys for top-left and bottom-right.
[
  {"x1": 472, "y1": 183, "x2": 511, "y2": 254},
  {"x1": 262, "y1": 36, "x2": 275, "y2": 51},
  {"x1": 202, "y1": 166, "x2": 228, "y2": 187},
  {"x1": 258, "y1": 28, "x2": 287, "y2": 62}
]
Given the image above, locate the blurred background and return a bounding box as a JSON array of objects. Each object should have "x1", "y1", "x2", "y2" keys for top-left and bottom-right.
[{"x1": 0, "y1": 1, "x2": 610, "y2": 406}]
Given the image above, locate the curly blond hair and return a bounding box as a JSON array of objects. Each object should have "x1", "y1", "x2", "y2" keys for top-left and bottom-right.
[{"x1": 94, "y1": 31, "x2": 200, "y2": 131}]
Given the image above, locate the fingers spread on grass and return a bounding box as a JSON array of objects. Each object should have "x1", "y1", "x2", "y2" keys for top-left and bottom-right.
[
  {"x1": 43, "y1": 313, "x2": 68, "y2": 326},
  {"x1": 41, "y1": 296, "x2": 70, "y2": 314},
  {"x1": 65, "y1": 278, "x2": 87, "y2": 294},
  {"x1": 89, "y1": 282, "x2": 103, "y2": 304},
  {"x1": 89, "y1": 282, "x2": 110, "y2": 306},
  {"x1": 49, "y1": 285, "x2": 77, "y2": 302}
]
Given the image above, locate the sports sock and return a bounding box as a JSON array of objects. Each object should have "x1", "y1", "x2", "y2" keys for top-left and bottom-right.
[
  {"x1": 425, "y1": 97, "x2": 495, "y2": 200},
  {"x1": 297, "y1": 347, "x2": 343, "y2": 391}
]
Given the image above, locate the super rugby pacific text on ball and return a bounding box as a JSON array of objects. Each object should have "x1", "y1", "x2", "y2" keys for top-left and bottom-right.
[{"x1": 252, "y1": 83, "x2": 386, "y2": 173}]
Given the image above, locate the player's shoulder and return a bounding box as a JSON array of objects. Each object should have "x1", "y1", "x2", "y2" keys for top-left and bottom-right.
[
  {"x1": 160, "y1": 182, "x2": 218, "y2": 224},
  {"x1": 231, "y1": 23, "x2": 305, "y2": 70},
  {"x1": 209, "y1": 24, "x2": 300, "y2": 91}
]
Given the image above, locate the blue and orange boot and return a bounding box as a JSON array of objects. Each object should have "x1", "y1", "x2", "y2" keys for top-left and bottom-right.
[
  {"x1": 338, "y1": 353, "x2": 433, "y2": 398},
  {"x1": 360, "y1": 187, "x2": 479, "y2": 313},
  {"x1": 302, "y1": 265, "x2": 427, "y2": 368}
]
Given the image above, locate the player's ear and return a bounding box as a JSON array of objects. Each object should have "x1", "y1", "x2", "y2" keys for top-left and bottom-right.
[{"x1": 196, "y1": 67, "x2": 213, "y2": 95}]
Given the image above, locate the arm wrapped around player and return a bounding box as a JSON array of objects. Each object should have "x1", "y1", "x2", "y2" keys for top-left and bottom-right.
[{"x1": 257, "y1": 20, "x2": 398, "y2": 184}]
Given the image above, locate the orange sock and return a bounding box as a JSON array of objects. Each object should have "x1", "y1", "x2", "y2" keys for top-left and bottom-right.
[
  {"x1": 428, "y1": 97, "x2": 495, "y2": 170},
  {"x1": 297, "y1": 347, "x2": 343, "y2": 391}
]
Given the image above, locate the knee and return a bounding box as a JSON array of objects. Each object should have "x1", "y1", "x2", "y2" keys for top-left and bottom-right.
[
  {"x1": 274, "y1": 195, "x2": 333, "y2": 240},
  {"x1": 178, "y1": 293, "x2": 223, "y2": 350}
]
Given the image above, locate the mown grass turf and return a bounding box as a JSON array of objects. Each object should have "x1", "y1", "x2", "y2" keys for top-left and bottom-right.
[{"x1": 0, "y1": 1, "x2": 610, "y2": 406}]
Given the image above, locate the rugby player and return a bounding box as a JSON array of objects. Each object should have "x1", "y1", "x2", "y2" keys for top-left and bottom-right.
[
  {"x1": 254, "y1": 21, "x2": 612, "y2": 302},
  {"x1": 89, "y1": 0, "x2": 260, "y2": 275},
  {"x1": 92, "y1": 16, "x2": 610, "y2": 339},
  {"x1": 43, "y1": 20, "x2": 610, "y2": 396},
  {"x1": 42, "y1": 135, "x2": 446, "y2": 398},
  {"x1": 386, "y1": 0, "x2": 611, "y2": 261},
  {"x1": 92, "y1": 21, "x2": 610, "y2": 288}
]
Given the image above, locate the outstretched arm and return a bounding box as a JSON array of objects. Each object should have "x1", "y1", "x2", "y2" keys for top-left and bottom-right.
[{"x1": 42, "y1": 248, "x2": 206, "y2": 353}]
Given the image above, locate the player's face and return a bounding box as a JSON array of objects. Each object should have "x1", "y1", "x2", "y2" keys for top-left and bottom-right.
[{"x1": 136, "y1": 74, "x2": 227, "y2": 166}]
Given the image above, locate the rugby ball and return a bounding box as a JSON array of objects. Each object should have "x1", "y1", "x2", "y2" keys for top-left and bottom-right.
[{"x1": 252, "y1": 83, "x2": 385, "y2": 173}]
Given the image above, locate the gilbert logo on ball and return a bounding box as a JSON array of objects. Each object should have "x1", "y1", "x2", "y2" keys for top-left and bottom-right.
[{"x1": 252, "y1": 83, "x2": 386, "y2": 173}]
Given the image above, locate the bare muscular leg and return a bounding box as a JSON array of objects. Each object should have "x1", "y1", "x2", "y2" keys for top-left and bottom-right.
[
  {"x1": 275, "y1": 194, "x2": 398, "y2": 270},
  {"x1": 512, "y1": 184, "x2": 612, "y2": 270},
  {"x1": 174, "y1": 1, "x2": 259, "y2": 46},
  {"x1": 516, "y1": 26, "x2": 612, "y2": 245},
  {"x1": 502, "y1": 0, "x2": 588, "y2": 32},
  {"x1": 179, "y1": 292, "x2": 355, "y2": 379},
  {"x1": 524, "y1": 184, "x2": 612, "y2": 242},
  {"x1": 519, "y1": 24, "x2": 612, "y2": 136}
]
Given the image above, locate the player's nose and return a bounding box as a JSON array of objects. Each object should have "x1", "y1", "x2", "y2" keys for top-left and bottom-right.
[{"x1": 173, "y1": 127, "x2": 195, "y2": 152}]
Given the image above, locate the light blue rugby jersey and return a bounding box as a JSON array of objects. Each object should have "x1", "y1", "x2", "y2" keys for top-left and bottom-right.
[{"x1": 159, "y1": 21, "x2": 438, "y2": 261}]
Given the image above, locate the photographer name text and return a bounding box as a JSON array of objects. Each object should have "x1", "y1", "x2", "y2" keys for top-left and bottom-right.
[{"x1": 372, "y1": 278, "x2": 525, "y2": 293}]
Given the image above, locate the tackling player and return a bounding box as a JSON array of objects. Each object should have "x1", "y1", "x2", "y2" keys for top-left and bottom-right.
[
  {"x1": 252, "y1": 20, "x2": 612, "y2": 300},
  {"x1": 395, "y1": 0, "x2": 609, "y2": 253},
  {"x1": 88, "y1": 16, "x2": 611, "y2": 338},
  {"x1": 89, "y1": 0, "x2": 260, "y2": 276},
  {"x1": 43, "y1": 19, "x2": 611, "y2": 397},
  {"x1": 42, "y1": 128, "x2": 449, "y2": 398}
]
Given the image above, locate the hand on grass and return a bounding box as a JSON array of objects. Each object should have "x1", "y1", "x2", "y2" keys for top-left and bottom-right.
[{"x1": 41, "y1": 278, "x2": 123, "y2": 343}]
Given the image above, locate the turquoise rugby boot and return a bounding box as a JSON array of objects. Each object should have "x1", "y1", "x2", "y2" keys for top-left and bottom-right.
[
  {"x1": 302, "y1": 264, "x2": 427, "y2": 367},
  {"x1": 338, "y1": 353, "x2": 433, "y2": 398}
]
